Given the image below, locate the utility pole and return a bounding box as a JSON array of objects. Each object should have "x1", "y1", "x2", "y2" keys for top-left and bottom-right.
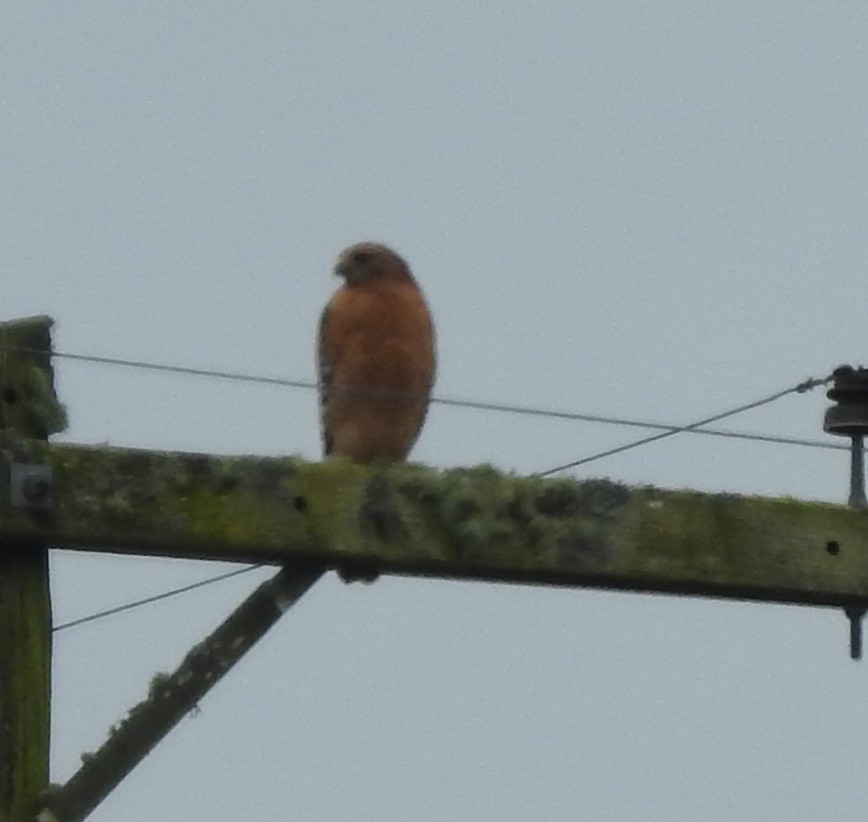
[
  {"x1": 1, "y1": 314, "x2": 868, "y2": 820},
  {"x1": 0, "y1": 317, "x2": 65, "y2": 822}
]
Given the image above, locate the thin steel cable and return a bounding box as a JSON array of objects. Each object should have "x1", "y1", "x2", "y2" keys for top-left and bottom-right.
[
  {"x1": 538, "y1": 376, "x2": 832, "y2": 477},
  {"x1": 22, "y1": 347, "x2": 831, "y2": 631},
  {"x1": 3, "y1": 345, "x2": 847, "y2": 453},
  {"x1": 52, "y1": 564, "x2": 264, "y2": 632},
  {"x1": 50, "y1": 349, "x2": 318, "y2": 391}
]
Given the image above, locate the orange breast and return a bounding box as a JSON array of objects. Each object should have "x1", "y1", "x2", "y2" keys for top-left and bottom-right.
[{"x1": 321, "y1": 277, "x2": 435, "y2": 462}]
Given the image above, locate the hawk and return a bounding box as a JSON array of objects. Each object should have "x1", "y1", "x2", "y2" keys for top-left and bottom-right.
[{"x1": 318, "y1": 242, "x2": 436, "y2": 462}]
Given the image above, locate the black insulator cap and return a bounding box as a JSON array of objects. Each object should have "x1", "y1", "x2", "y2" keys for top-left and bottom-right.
[{"x1": 824, "y1": 365, "x2": 868, "y2": 435}]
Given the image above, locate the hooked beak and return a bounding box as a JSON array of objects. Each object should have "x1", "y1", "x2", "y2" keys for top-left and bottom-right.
[{"x1": 334, "y1": 254, "x2": 351, "y2": 279}]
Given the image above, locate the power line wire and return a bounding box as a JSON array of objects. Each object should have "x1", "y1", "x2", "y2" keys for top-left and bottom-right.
[
  {"x1": 5, "y1": 345, "x2": 847, "y2": 453},
  {"x1": 52, "y1": 564, "x2": 264, "y2": 632},
  {"x1": 51, "y1": 348, "x2": 317, "y2": 391},
  {"x1": 538, "y1": 376, "x2": 831, "y2": 477},
  {"x1": 26, "y1": 346, "x2": 832, "y2": 630}
]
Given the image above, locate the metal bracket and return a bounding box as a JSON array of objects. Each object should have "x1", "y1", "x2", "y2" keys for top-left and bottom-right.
[
  {"x1": 10, "y1": 463, "x2": 53, "y2": 509},
  {"x1": 845, "y1": 606, "x2": 865, "y2": 660}
]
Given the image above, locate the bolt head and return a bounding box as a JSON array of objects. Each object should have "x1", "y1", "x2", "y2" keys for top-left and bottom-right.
[{"x1": 10, "y1": 464, "x2": 53, "y2": 510}]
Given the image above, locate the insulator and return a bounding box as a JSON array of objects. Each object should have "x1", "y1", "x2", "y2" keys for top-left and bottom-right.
[{"x1": 824, "y1": 365, "x2": 868, "y2": 436}]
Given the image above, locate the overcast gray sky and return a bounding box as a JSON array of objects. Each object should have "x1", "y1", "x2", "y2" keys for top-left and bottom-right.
[{"x1": 5, "y1": 2, "x2": 868, "y2": 820}]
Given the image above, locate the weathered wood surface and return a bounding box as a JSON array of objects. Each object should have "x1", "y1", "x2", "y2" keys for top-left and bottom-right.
[
  {"x1": 37, "y1": 564, "x2": 324, "y2": 822},
  {"x1": 0, "y1": 316, "x2": 65, "y2": 822},
  {"x1": 1, "y1": 438, "x2": 867, "y2": 608}
]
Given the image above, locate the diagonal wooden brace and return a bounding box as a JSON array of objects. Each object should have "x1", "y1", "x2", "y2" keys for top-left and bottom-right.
[{"x1": 37, "y1": 562, "x2": 324, "y2": 822}]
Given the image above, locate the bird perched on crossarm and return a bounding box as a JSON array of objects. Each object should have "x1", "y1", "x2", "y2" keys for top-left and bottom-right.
[{"x1": 318, "y1": 242, "x2": 436, "y2": 463}]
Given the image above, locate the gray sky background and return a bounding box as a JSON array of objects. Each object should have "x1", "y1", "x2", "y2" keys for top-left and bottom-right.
[{"x1": 4, "y1": 3, "x2": 868, "y2": 820}]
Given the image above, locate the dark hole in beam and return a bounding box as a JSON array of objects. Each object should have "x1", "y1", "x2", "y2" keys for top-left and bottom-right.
[{"x1": 827, "y1": 540, "x2": 841, "y2": 556}]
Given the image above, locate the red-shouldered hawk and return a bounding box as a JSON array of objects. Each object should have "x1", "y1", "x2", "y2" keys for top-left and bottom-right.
[{"x1": 318, "y1": 242, "x2": 436, "y2": 462}]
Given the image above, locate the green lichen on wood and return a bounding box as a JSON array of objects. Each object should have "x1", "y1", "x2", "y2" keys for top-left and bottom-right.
[
  {"x1": 0, "y1": 316, "x2": 56, "y2": 822},
  {"x1": 2, "y1": 437, "x2": 868, "y2": 608},
  {"x1": 0, "y1": 548, "x2": 51, "y2": 822},
  {"x1": 621, "y1": 488, "x2": 868, "y2": 604},
  {"x1": 379, "y1": 465, "x2": 631, "y2": 573},
  {"x1": 0, "y1": 316, "x2": 67, "y2": 438},
  {"x1": 11, "y1": 443, "x2": 318, "y2": 561}
]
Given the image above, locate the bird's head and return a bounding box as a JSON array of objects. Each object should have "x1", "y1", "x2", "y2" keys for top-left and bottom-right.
[{"x1": 334, "y1": 242, "x2": 411, "y2": 286}]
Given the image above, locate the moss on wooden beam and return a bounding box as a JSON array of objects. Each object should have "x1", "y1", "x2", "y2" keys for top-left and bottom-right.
[
  {"x1": 1, "y1": 438, "x2": 867, "y2": 608},
  {"x1": 0, "y1": 315, "x2": 67, "y2": 439}
]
